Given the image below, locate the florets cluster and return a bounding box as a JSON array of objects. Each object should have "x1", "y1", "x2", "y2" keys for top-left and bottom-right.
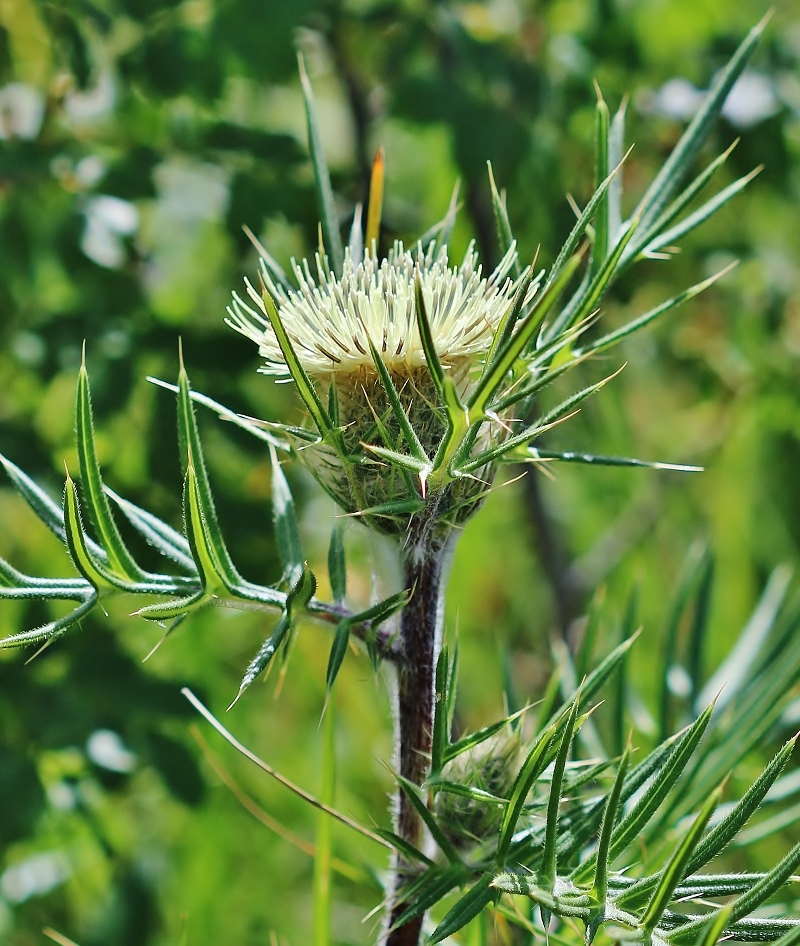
[{"x1": 226, "y1": 240, "x2": 523, "y2": 378}]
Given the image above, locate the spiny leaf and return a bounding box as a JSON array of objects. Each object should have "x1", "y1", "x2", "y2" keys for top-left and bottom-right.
[
  {"x1": 639, "y1": 785, "x2": 722, "y2": 933},
  {"x1": 0, "y1": 452, "x2": 108, "y2": 563},
  {"x1": 643, "y1": 166, "x2": 762, "y2": 258},
  {"x1": 607, "y1": 98, "x2": 626, "y2": 244},
  {"x1": 548, "y1": 215, "x2": 638, "y2": 342},
  {"x1": 76, "y1": 350, "x2": 144, "y2": 581},
  {"x1": 624, "y1": 140, "x2": 737, "y2": 262},
  {"x1": 0, "y1": 594, "x2": 97, "y2": 649},
  {"x1": 414, "y1": 272, "x2": 445, "y2": 398},
  {"x1": 592, "y1": 747, "x2": 631, "y2": 904},
  {"x1": 63, "y1": 472, "x2": 125, "y2": 591},
  {"x1": 269, "y1": 444, "x2": 303, "y2": 580},
  {"x1": 659, "y1": 543, "x2": 711, "y2": 742},
  {"x1": 632, "y1": 15, "x2": 767, "y2": 237},
  {"x1": 390, "y1": 863, "x2": 468, "y2": 930},
  {"x1": 395, "y1": 774, "x2": 461, "y2": 864},
  {"x1": 577, "y1": 263, "x2": 736, "y2": 359},
  {"x1": 524, "y1": 449, "x2": 701, "y2": 474},
  {"x1": 364, "y1": 335, "x2": 429, "y2": 463},
  {"x1": 232, "y1": 565, "x2": 317, "y2": 706},
  {"x1": 496, "y1": 719, "x2": 559, "y2": 863},
  {"x1": 540, "y1": 695, "x2": 581, "y2": 890},
  {"x1": 147, "y1": 376, "x2": 287, "y2": 448},
  {"x1": 491, "y1": 874, "x2": 591, "y2": 920},
  {"x1": 429, "y1": 874, "x2": 495, "y2": 944},
  {"x1": 327, "y1": 521, "x2": 346, "y2": 603},
  {"x1": 177, "y1": 350, "x2": 243, "y2": 589},
  {"x1": 589, "y1": 87, "x2": 610, "y2": 282},
  {"x1": 487, "y1": 162, "x2": 520, "y2": 279},
  {"x1": 259, "y1": 290, "x2": 338, "y2": 448},
  {"x1": 298, "y1": 53, "x2": 343, "y2": 275},
  {"x1": 467, "y1": 252, "x2": 583, "y2": 416},
  {"x1": 106, "y1": 487, "x2": 197, "y2": 574},
  {"x1": 546, "y1": 148, "x2": 631, "y2": 296}
]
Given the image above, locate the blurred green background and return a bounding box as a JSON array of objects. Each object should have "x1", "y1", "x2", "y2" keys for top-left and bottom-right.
[{"x1": 0, "y1": 0, "x2": 798, "y2": 943}]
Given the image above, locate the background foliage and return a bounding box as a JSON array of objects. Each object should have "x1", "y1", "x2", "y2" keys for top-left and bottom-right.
[{"x1": 0, "y1": 0, "x2": 798, "y2": 943}]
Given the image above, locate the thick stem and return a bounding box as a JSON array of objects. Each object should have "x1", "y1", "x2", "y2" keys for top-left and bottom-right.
[{"x1": 383, "y1": 532, "x2": 451, "y2": 946}]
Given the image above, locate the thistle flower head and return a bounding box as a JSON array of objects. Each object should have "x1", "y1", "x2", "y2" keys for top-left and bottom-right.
[
  {"x1": 226, "y1": 239, "x2": 526, "y2": 381},
  {"x1": 226, "y1": 233, "x2": 545, "y2": 535}
]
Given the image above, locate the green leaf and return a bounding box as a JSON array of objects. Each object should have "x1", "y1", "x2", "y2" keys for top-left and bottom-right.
[
  {"x1": 624, "y1": 141, "x2": 736, "y2": 262},
  {"x1": 496, "y1": 720, "x2": 559, "y2": 863},
  {"x1": 327, "y1": 522, "x2": 346, "y2": 603},
  {"x1": 639, "y1": 785, "x2": 722, "y2": 933},
  {"x1": 75, "y1": 352, "x2": 144, "y2": 581},
  {"x1": 374, "y1": 829, "x2": 433, "y2": 867},
  {"x1": 487, "y1": 162, "x2": 520, "y2": 279},
  {"x1": 547, "y1": 216, "x2": 638, "y2": 343},
  {"x1": 362, "y1": 443, "x2": 431, "y2": 476},
  {"x1": 578, "y1": 264, "x2": 735, "y2": 360},
  {"x1": 589, "y1": 88, "x2": 610, "y2": 281},
  {"x1": 609, "y1": 704, "x2": 714, "y2": 860},
  {"x1": 364, "y1": 335, "x2": 429, "y2": 463},
  {"x1": 105, "y1": 487, "x2": 197, "y2": 574},
  {"x1": 429, "y1": 874, "x2": 494, "y2": 944},
  {"x1": 698, "y1": 564, "x2": 792, "y2": 713},
  {"x1": 0, "y1": 452, "x2": 109, "y2": 564},
  {"x1": 444, "y1": 716, "x2": 519, "y2": 767},
  {"x1": 298, "y1": 54, "x2": 343, "y2": 276},
  {"x1": 467, "y1": 253, "x2": 583, "y2": 417},
  {"x1": 390, "y1": 863, "x2": 468, "y2": 930},
  {"x1": 177, "y1": 352, "x2": 243, "y2": 589},
  {"x1": 491, "y1": 874, "x2": 591, "y2": 919},
  {"x1": 592, "y1": 747, "x2": 630, "y2": 905},
  {"x1": 325, "y1": 618, "x2": 351, "y2": 694},
  {"x1": 269, "y1": 444, "x2": 303, "y2": 580},
  {"x1": 0, "y1": 594, "x2": 97, "y2": 649},
  {"x1": 573, "y1": 703, "x2": 714, "y2": 885},
  {"x1": 524, "y1": 449, "x2": 701, "y2": 474},
  {"x1": 147, "y1": 376, "x2": 288, "y2": 449},
  {"x1": 643, "y1": 167, "x2": 761, "y2": 258},
  {"x1": 232, "y1": 565, "x2": 317, "y2": 705},
  {"x1": 632, "y1": 15, "x2": 767, "y2": 238},
  {"x1": 658, "y1": 543, "x2": 711, "y2": 742},
  {"x1": 62, "y1": 473, "x2": 125, "y2": 591},
  {"x1": 607, "y1": 99, "x2": 626, "y2": 243},
  {"x1": 414, "y1": 272, "x2": 445, "y2": 398},
  {"x1": 431, "y1": 647, "x2": 450, "y2": 778},
  {"x1": 258, "y1": 288, "x2": 338, "y2": 443},
  {"x1": 546, "y1": 149, "x2": 630, "y2": 296},
  {"x1": 540, "y1": 695, "x2": 581, "y2": 890},
  {"x1": 395, "y1": 774, "x2": 460, "y2": 864},
  {"x1": 774, "y1": 923, "x2": 800, "y2": 946}
]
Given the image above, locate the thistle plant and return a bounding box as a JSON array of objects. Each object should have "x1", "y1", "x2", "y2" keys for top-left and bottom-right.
[{"x1": 3, "y1": 15, "x2": 799, "y2": 946}]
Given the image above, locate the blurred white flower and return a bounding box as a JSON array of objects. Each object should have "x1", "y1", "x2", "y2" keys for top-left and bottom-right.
[
  {"x1": 0, "y1": 83, "x2": 44, "y2": 140},
  {"x1": 81, "y1": 194, "x2": 139, "y2": 269}
]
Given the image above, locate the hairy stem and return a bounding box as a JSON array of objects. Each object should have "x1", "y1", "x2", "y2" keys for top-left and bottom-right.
[{"x1": 384, "y1": 530, "x2": 452, "y2": 946}]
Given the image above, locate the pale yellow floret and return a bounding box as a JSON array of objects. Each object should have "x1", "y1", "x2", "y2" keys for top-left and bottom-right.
[{"x1": 226, "y1": 240, "x2": 538, "y2": 378}]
